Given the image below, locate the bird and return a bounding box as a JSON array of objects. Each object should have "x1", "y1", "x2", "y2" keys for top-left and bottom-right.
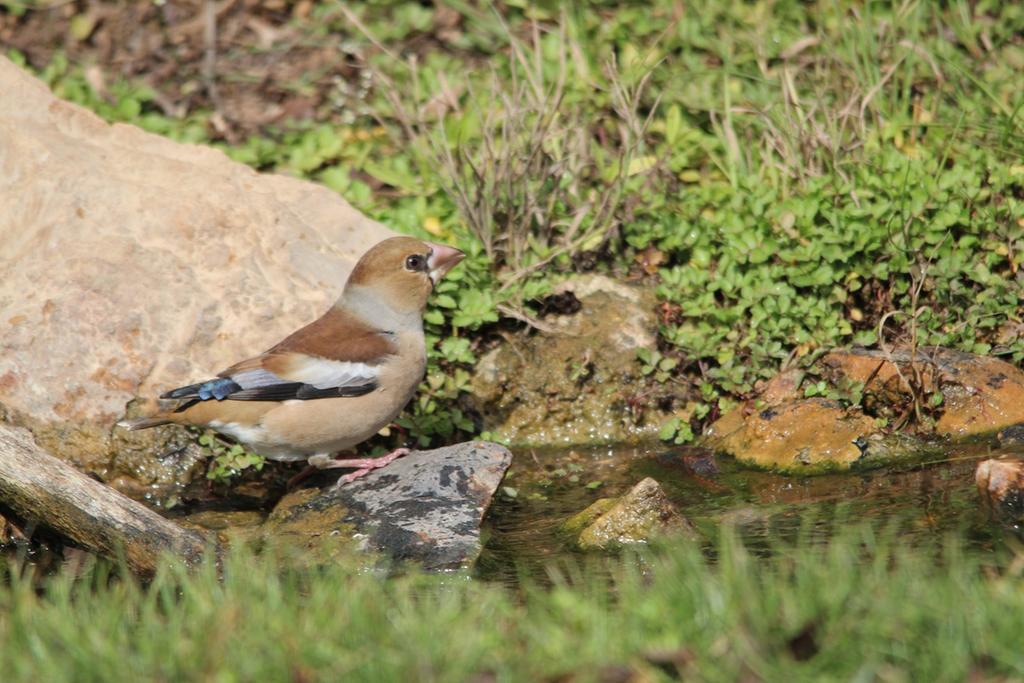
[{"x1": 118, "y1": 236, "x2": 465, "y2": 487}]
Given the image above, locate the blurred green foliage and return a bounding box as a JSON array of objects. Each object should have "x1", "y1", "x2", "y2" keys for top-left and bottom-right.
[{"x1": 3, "y1": 524, "x2": 1024, "y2": 681}]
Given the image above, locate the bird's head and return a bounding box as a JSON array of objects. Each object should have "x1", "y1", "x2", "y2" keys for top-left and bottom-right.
[{"x1": 343, "y1": 236, "x2": 465, "y2": 317}]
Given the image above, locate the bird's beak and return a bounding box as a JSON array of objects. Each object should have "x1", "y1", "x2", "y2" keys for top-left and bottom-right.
[{"x1": 427, "y1": 243, "x2": 465, "y2": 285}]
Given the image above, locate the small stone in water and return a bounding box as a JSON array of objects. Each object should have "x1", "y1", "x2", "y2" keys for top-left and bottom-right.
[
  {"x1": 998, "y1": 424, "x2": 1024, "y2": 448},
  {"x1": 563, "y1": 478, "x2": 695, "y2": 550},
  {"x1": 976, "y1": 456, "x2": 1024, "y2": 522}
]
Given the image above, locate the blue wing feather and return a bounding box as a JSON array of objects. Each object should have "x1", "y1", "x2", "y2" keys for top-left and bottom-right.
[{"x1": 161, "y1": 378, "x2": 242, "y2": 401}]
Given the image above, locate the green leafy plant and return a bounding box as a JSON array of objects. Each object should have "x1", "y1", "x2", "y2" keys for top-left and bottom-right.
[
  {"x1": 658, "y1": 416, "x2": 695, "y2": 445},
  {"x1": 636, "y1": 348, "x2": 678, "y2": 384},
  {"x1": 196, "y1": 430, "x2": 265, "y2": 483}
]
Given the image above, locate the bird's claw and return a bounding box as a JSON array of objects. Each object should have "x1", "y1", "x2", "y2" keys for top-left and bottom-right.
[{"x1": 329, "y1": 447, "x2": 410, "y2": 490}]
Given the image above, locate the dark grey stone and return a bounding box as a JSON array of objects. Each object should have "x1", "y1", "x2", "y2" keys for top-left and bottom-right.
[
  {"x1": 998, "y1": 424, "x2": 1024, "y2": 448},
  {"x1": 267, "y1": 441, "x2": 512, "y2": 570}
]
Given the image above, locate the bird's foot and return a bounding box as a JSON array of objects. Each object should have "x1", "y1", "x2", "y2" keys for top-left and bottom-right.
[{"x1": 313, "y1": 448, "x2": 410, "y2": 490}]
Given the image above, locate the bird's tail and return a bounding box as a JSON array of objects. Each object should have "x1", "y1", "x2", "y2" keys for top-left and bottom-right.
[{"x1": 117, "y1": 414, "x2": 176, "y2": 431}]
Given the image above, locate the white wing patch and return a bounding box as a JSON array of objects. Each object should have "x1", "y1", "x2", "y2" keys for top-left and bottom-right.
[
  {"x1": 230, "y1": 359, "x2": 378, "y2": 392},
  {"x1": 231, "y1": 368, "x2": 286, "y2": 389},
  {"x1": 285, "y1": 358, "x2": 379, "y2": 390}
]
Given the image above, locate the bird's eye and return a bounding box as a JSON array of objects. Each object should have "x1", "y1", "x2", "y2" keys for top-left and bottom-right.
[{"x1": 405, "y1": 254, "x2": 426, "y2": 271}]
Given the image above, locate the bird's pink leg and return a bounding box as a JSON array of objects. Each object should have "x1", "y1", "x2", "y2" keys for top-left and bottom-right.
[{"x1": 308, "y1": 448, "x2": 411, "y2": 488}]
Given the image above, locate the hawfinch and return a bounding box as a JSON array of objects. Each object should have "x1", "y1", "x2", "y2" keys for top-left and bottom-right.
[{"x1": 119, "y1": 236, "x2": 465, "y2": 486}]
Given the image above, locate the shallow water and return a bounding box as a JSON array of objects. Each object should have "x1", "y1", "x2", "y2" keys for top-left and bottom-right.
[
  {"x1": 475, "y1": 442, "x2": 1020, "y2": 584},
  {"x1": 3, "y1": 441, "x2": 1020, "y2": 584}
]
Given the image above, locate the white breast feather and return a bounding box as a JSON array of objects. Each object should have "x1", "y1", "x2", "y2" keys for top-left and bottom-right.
[{"x1": 209, "y1": 420, "x2": 266, "y2": 445}]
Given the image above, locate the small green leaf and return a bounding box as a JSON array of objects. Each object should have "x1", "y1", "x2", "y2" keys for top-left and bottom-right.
[
  {"x1": 433, "y1": 294, "x2": 457, "y2": 308},
  {"x1": 658, "y1": 418, "x2": 680, "y2": 441}
]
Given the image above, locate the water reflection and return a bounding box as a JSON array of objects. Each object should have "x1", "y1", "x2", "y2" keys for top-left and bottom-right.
[
  {"x1": 3, "y1": 442, "x2": 1018, "y2": 587},
  {"x1": 476, "y1": 443, "x2": 1015, "y2": 585}
]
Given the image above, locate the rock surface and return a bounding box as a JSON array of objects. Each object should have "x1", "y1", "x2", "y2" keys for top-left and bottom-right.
[
  {"x1": 0, "y1": 57, "x2": 393, "y2": 489},
  {"x1": 563, "y1": 477, "x2": 694, "y2": 549},
  {"x1": 998, "y1": 424, "x2": 1024, "y2": 448},
  {"x1": 707, "y1": 346, "x2": 1024, "y2": 473},
  {"x1": 976, "y1": 456, "x2": 1024, "y2": 522},
  {"x1": 753, "y1": 367, "x2": 807, "y2": 406},
  {"x1": 821, "y1": 347, "x2": 1024, "y2": 437},
  {"x1": 469, "y1": 274, "x2": 667, "y2": 446},
  {"x1": 704, "y1": 399, "x2": 879, "y2": 472},
  {"x1": 265, "y1": 442, "x2": 511, "y2": 569}
]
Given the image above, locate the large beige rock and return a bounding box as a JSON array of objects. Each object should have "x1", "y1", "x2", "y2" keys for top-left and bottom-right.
[{"x1": 0, "y1": 57, "x2": 393, "y2": 487}]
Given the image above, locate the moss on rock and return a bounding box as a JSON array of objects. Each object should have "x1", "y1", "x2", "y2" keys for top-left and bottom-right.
[
  {"x1": 469, "y1": 276, "x2": 676, "y2": 447},
  {"x1": 563, "y1": 477, "x2": 695, "y2": 550}
]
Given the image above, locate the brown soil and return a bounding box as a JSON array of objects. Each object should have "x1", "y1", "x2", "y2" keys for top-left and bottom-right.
[{"x1": 0, "y1": 1, "x2": 466, "y2": 142}]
